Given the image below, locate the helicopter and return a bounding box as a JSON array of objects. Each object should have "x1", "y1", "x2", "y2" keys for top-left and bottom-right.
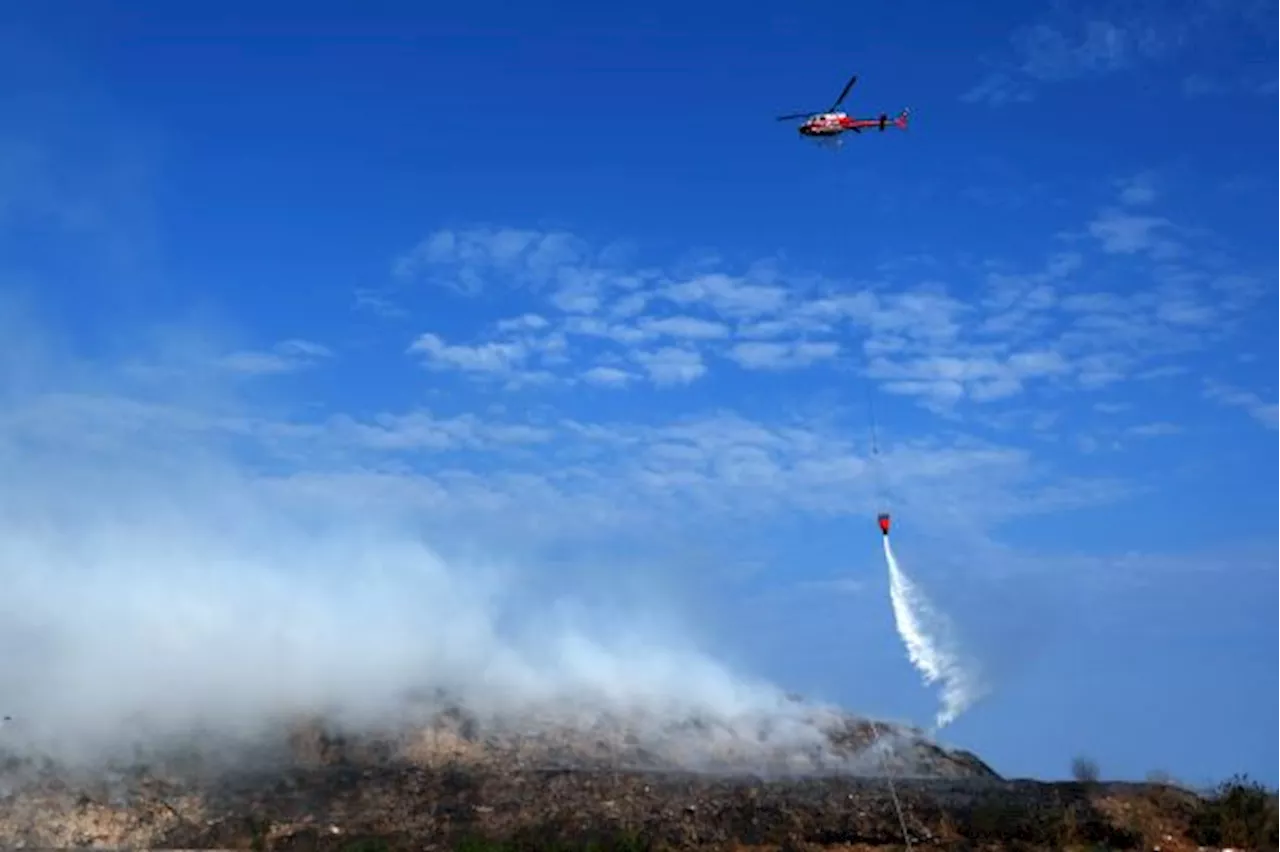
[{"x1": 776, "y1": 74, "x2": 910, "y2": 145}]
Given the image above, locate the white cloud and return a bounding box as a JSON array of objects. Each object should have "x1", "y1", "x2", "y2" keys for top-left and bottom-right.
[
  {"x1": 1155, "y1": 298, "x2": 1215, "y2": 326},
  {"x1": 728, "y1": 340, "x2": 840, "y2": 371},
  {"x1": 393, "y1": 227, "x2": 584, "y2": 295},
  {"x1": 369, "y1": 191, "x2": 1264, "y2": 413},
  {"x1": 561, "y1": 316, "x2": 648, "y2": 346},
  {"x1": 639, "y1": 315, "x2": 730, "y2": 340},
  {"x1": 1087, "y1": 208, "x2": 1173, "y2": 254},
  {"x1": 632, "y1": 346, "x2": 706, "y2": 387},
  {"x1": 1181, "y1": 73, "x2": 1275, "y2": 98},
  {"x1": 1117, "y1": 173, "x2": 1158, "y2": 206},
  {"x1": 962, "y1": 2, "x2": 1266, "y2": 103},
  {"x1": 581, "y1": 365, "x2": 634, "y2": 388},
  {"x1": 1074, "y1": 352, "x2": 1129, "y2": 388},
  {"x1": 0, "y1": 322, "x2": 1134, "y2": 543},
  {"x1": 662, "y1": 273, "x2": 789, "y2": 318},
  {"x1": 407, "y1": 332, "x2": 527, "y2": 374},
  {"x1": 867, "y1": 348, "x2": 1072, "y2": 409},
  {"x1": 960, "y1": 73, "x2": 1035, "y2": 106},
  {"x1": 215, "y1": 339, "x2": 333, "y2": 375},
  {"x1": 328, "y1": 410, "x2": 555, "y2": 452},
  {"x1": 550, "y1": 279, "x2": 604, "y2": 314},
  {"x1": 791, "y1": 577, "x2": 866, "y2": 596},
  {"x1": 1204, "y1": 381, "x2": 1278, "y2": 430},
  {"x1": 1127, "y1": 422, "x2": 1183, "y2": 437},
  {"x1": 1014, "y1": 20, "x2": 1137, "y2": 81},
  {"x1": 353, "y1": 288, "x2": 408, "y2": 320},
  {"x1": 495, "y1": 313, "x2": 551, "y2": 333},
  {"x1": 1126, "y1": 419, "x2": 1182, "y2": 437}
]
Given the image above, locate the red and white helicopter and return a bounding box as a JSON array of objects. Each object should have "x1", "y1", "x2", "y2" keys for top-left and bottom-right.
[{"x1": 776, "y1": 74, "x2": 910, "y2": 146}]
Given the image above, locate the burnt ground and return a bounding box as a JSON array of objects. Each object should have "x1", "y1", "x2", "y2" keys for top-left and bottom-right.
[
  {"x1": 0, "y1": 710, "x2": 1265, "y2": 850},
  {"x1": 0, "y1": 763, "x2": 1218, "y2": 851}
]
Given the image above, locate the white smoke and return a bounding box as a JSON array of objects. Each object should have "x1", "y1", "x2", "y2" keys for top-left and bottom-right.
[
  {"x1": 0, "y1": 445, "x2": 865, "y2": 769},
  {"x1": 0, "y1": 314, "x2": 871, "y2": 774},
  {"x1": 882, "y1": 535, "x2": 986, "y2": 730}
]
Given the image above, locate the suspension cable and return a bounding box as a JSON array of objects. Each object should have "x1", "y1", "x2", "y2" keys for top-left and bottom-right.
[
  {"x1": 866, "y1": 385, "x2": 910, "y2": 848},
  {"x1": 868, "y1": 719, "x2": 914, "y2": 850}
]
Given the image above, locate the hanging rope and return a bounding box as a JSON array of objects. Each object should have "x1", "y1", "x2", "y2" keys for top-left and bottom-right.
[
  {"x1": 866, "y1": 385, "x2": 887, "y2": 511},
  {"x1": 868, "y1": 719, "x2": 914, "y2": 850},
  {"x1": 865, "y1": 385, "x2": 912, "y2": 849}
]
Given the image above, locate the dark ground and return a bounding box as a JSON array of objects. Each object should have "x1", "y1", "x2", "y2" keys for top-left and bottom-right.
[{"x1": 0, "y1": 709, "x2": 1271, "y2": 851}]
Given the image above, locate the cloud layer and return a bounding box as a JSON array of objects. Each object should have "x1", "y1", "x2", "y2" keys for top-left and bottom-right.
[
  {"x1": 961, "y1": 0, "x2": 1277, "y2": 104},
  {"x1": 365, "y1": 179, "x2": 1271, "y2": 425}
]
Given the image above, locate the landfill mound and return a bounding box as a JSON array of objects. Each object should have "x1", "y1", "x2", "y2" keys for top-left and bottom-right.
[
  {"x1": 281, "y1": 701, "x2": 999, "y2": 779},
  {"x1": 0, "y1": 762, "x2": 1211, "y2": 850},
  {"x1": 0, "y1": 703, "x2": 1223, "y2": 850},
  {"x1": 0, "y1": 701, "x2": 1218, "y2": 844}
]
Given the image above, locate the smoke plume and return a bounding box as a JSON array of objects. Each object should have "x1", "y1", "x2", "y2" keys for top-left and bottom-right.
[{"x1": 0, "y1": 322, "x2": 885, "y2": 775}]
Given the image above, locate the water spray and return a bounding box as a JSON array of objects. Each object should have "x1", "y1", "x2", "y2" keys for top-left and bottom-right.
[
  {"x1": 867, "y1": 387, "x2": 984, "y2": 733},
  {"x1": 882, "y1": 534, "x2": 984, "y2": 732}
]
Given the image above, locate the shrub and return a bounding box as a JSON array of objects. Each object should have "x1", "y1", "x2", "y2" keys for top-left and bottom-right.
[
  {"x1": 1070, "y1": 755, "x2": 1100, "y2": 783},
  {"x1": 1189, "y1": 773, "x2": 1279, "y2": 851}
]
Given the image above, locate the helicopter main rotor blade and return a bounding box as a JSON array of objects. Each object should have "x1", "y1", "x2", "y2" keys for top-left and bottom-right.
[
  {"x1": 828, "y1": 74, "x2": 858, "y2": 111},
  {"x1": 775, "y1": 112, "x2": 814, "y2": 121}
]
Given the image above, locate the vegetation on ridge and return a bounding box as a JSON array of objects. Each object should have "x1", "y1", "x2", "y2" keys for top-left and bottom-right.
[{"x1": 1187, "y1": 773, "x2": 1278, "y2": 851}]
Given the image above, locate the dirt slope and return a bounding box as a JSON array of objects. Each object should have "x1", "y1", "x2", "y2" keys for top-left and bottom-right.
[{"x1": 0, "y1": 709, "x2": 1229, "y2": 850}]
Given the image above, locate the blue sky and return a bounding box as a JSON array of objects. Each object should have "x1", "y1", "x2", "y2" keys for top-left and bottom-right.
[{"x1": 1, "y1": 0, "x2": 1275, "y2": 785}]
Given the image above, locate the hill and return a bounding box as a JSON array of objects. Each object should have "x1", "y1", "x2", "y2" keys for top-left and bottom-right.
[{"x1": 2, "y1": 701, "x2": 1272, "y2": 850}]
